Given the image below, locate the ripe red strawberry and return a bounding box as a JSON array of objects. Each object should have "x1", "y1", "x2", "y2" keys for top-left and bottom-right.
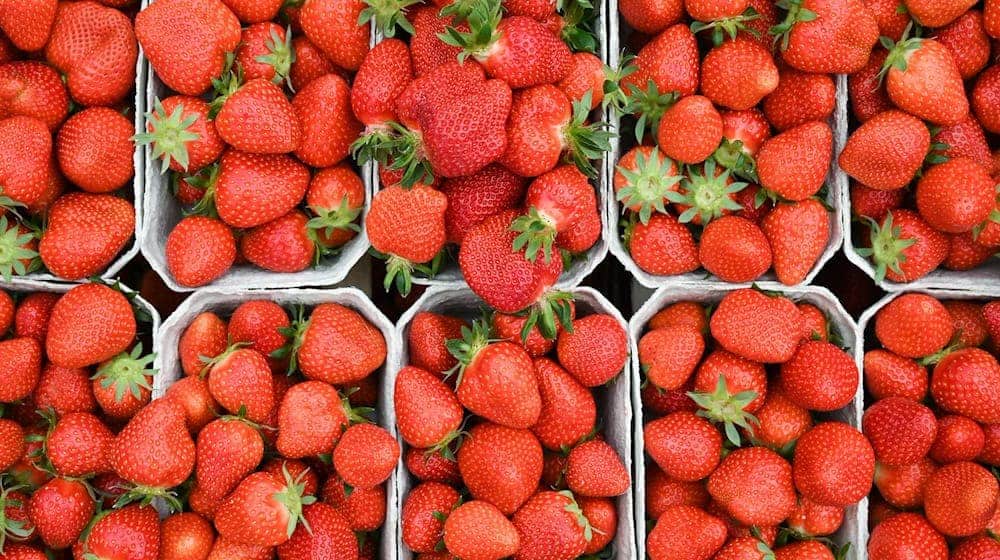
[
  {"x1": 690, "y1": 349, "x2": 767, "y2": 426},
  {"x1": 710, "y1": 289, "x2": 804, "y2": 364},
  {"x1": 164, "y1": 376, "x2": 219, "y2": 433},
  {"x1": 943, "y1": 300, "x2": 989, "y2": 348},
  {"x1": 555, "y1": 313, "x2": 627, "y2": 387},
  {"x1": 289, "y1": 36, "x2": 338, "y2": 92},
  {"x1": 351, "y1": 38, "x2": 412, "y2": 130},
  {"x1": 205, "y1": 346, "x2": 274, "y2": 423},
  {"x1": 459, "y1": 210, "x2": 563, "y2": 314},
  {"x1": 240, "y1": 211, "x2": 316, "y2": 273},
  {"x1": 945, "y1": 231, "x2": 994, "y2": 269},
  {"x1": 715, "y1": 108, "x2": 770, "y2": 173},
  {"x1": 988, "y1": 0, "x2": 1000, "y2": 37},
  {"x1": 78, "y1": 505, "x2": 160, "y2": 560},
  {"x1": 762, "y1": 67, "x2": 835, "y2": 132},
  {"x1": 931, "y1": 348, "x2": 1000, "y2": 424},
  {"x1": 233, "y1": 23, "x2": 291, "y2": 85},
  {"x1": 904, "y1": 0, "x2": 976, "y2": 27},
  {"x1": 227, "y1": 300, "x2": 288, "y2": 370},
  {"x1": 28, "y1": 478, "x2": 93, "y2": 550},
  {"x1": 276, "y1": 380, "x2": 349, "y2": 457},
  {"x1": 276, "y1": 503, "x2": 357, "y2": 560},
  {"x1": 867, "y1": 512, "x2": 948, "y2": 560},
  {"x1": 138, "y1": 95, "x2": 225, "y2": 175},
  {"x1": 56, "y1": 107, "x2": 133, "y2": 193},
  {"x1": 408, "y1": 312, "x2": 465, "y2": 374},
  {"x1": 333, "y1": 423, "x2": 399, "y2": 489},
  {"x1": 656, "y1": 95, "x2": 722, "y2": 164},
  {"x1": 923, "y1": 461, "x2": 998, "y2": 536},
  {"x1": 619, "y1": 0, "x2": 682, "y2": 33},
  {"x1": 291, "y1": 302, "x2": 386, "y2": 384},
  {"x1": 0, "y1": 62, "x2": 69, "y2": 131},
  {"x1": 512, "y1": 165, "x2": 598, "y2": 262},
  {"x1": 0, "y1": 116, "x2": 54, "y2": 209},
  {"x1": 862, "y1": 397, "x2": 938, "y2": 465},
  {"x1": 756, "y1": 121, "x2": 832, "y2": 201},
  {"x1": 33, "y1": 364, "x2": 94, "y2": 415},
  {"x1": 214, "y1": 78, "x2": 301, "y2": 155},
  {"x1": 646, "y1": 505, "x2": 727, "y2": 560},
  {"x1": 626, "y1": 213, "x2": 699, "y2": 276},
  {"x1": 772, "y1": 0, "x2": 879, "y2": 74},
  {"x1": 972, "y1": 63, "x2": 1000, "y2": 133},
  {"x1": 762, "y1": 198, "x2": 830, "y2": 286},
  {"x1": 614, "y1": 146, "x2": 682, "y2": 221},
  {"x1": 934, "y1": 115, "x2": 993, "y2": 171},
  {"x1": 646, "y1": 464, "x2": 710, "y2": 517},
  {"x1": 839, "y1": 110, "x2": 929, "y2": 191},
  {"x1": 644, "y1": 411, "x2": 722, "y2": 481},
  {"x1": 220, "y1": 0, "x2": 282, "y2": 22},
  {"x1": 792, "y1": 422, "x2": 875, "y2": 507},
  {"x1": 847, "y1": 48, "x2": 893, "y2": 123},
  {"x1": 952, "y1": 535, "x2": 1000, "y2": 560},
  {"x1": 321, "y1": 476, "x2": 386, "y2": 532},
  {"x1": 441, "y1": 164, "x2": 525, "y2": 244},
  {"x1": 44, "y1": 1, "x2": 137, "y2": 107},
  {"x1": 394, "y1": 365, "x2": 464, "y2": 449},
  {"x1": 513, "y1": 490, "x2": 592, "y2": 559},
  {"x1": 160, "y1": 513, "x2": 214, "y2": 560},
  {"x1": 405, "y1": 447, "x2": 461, "y2": 485},
  {"x1": 204, "y1": 538, "x2": 272, "y2": 560},
  {"x1": 882, "y1": 33, "x2": 969, "y2": 126},
  {"x1": 38, "y1": 193, "x2": 134, "y2": 280},
  {"x1": 0, "y1": 419, "x2": 23, "y2": 472},
  {"x1": 165, "y1": 216, "x2": 237, "y2": 287},
  {"x1": 292, "y1": 73, "x2": 361, "y2": 168},
  {"x1": 402, "y1": 482, "x2": 461, "y2": 553},
  {"x1": 0, "y1": 0, "x2": 56, "y2": 52},
  {"x1": 195, "y1": 417, "x2": 264, "y2": 501},
  {"x1": 874, "y1": 457, "x2": 936, "y2": 509},
  {"x1": 565, "y1": 439, "x2": 629, "y2": 497},
  {"x1": 936, "y1": 10, "x2": 990, "y2": 79},
  {"x1": 851, "y1": 181, "x2": 905, "y2": 223},
  {"x1": 408, "y1": 6, "x2": 466, "y2": 76},
  {"x1": 754, "y1": 386, "x2": 812, "y2": 450},
  {"x1": 300, "y1": 0, "x2": 369, "y2": 71},
  {"x1": 698, "y1": 215, "x2": 772, "y2": 283},
  {"x1": 708, "y1": 447, "x2": 796, "y2": 526},
  {"x1": 0, "y1": 338, "x2": 40, "y2": 403},
  {"x1": 214, "y1": 469, "x2": 316, "y2": 547},
  {"x1": 45, "y1": 283, "x2": 136, "y2": 369},
  {"x1": 859, "y1": 210, "x2": 949, "y2": 283},
  {"x1": 458, "y1": 422, "x2": 542, "y2": 514},
  {"x1": 442, "y1": 501, "x2": 519, "y2": 560},
  {"x1": 621, "y1": 23, "x2": 699, "y2": 105},
  {"x1": 110, "y1": 398, "x2": 196, "y2": 499},
  {"x1": 701, "y1": 38, "x2": 778, "y2": 111},
  {"x1": 46, "y1": 412, "x2": 112, "y2": 477},
  {"x1": 779, "y1": 340, "x2": 858, "y2": 412},
  {"x1": 916, "y1": 157, "x2": 995, "y2": 234},
  {"x1": 686, "y1": 0, "x2": 747, "y2": 20},
  {"x1": 930, "y1": 415, "x2": 985, "y2": 464},
  {"x1": 367, "y1": 184, "x2": 447, "y2": 295},
  {"x1": 532, "y1": 357, "x2": 597, "y2": 451},
  {"x1": 875, "y1": 293, "x2": 953, "y2": 358},
  {"x1": 303, "y1": 164, "x2": 364, "y2": 249},
  {"x1": 135, "y1": 0, "x2": 241, "y2": 96},
  {"x1": 558, "y1": 52, "x2": 604, "y2": 108}
]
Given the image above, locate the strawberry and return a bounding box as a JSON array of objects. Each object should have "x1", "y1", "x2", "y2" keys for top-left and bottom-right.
[
  {"x1": 234, "y1": 23, "x2": 291, "y2": 85},
  {"x1": 214, "y1": 469, "x2": 315, "y2": 547},
  {"x1": 195, "y1": 417, "x2": 264, "y2": 501},
  {"x1": 512, "y1": 490, "x2": 591, "y2": 560},
  {"x1": 240, "y1": 211, "x2": 317, "y2": 273},
  {"x1": 715, "y1": 108, "x2": 770, "y2": 175},
  {"x1": 402, "y1": 482, "x2": 461, "y2": 553},
  {"x1": 293, "y1": 73, "x2": 362, "y2": 168},
  {"x1": 288, "y1": 302, "x2": 386, "y2": 384},
  {"x1": 792, "y1": 422, "x2": 875, "y2": 507},
  {"x1": 33, "y1": 364, "x2": 93, "y2": 416},
  {"x1": 771, "y1": 0, "x2": 879, "y2": 74},
  {"x1": 135, "y1": 0, "x2": 242, "y2": 97},
  {"x1": 943, "y1": 300, "x2": 989, "y2": 348},
  {"x1": 619, "y1": 0, "x2": 682, "y2": 33},
  {"x1": 621, "y1": 24, "x2": 699, "y2": 101},
  {"x1": 367, "y1": 184, "x2": 447, "y2": 295},
  {"x1": 756, "y1": 120, "x2": 832, "y2": 201},
  {"x1": 351, "y1": 38, "x2": 413, "y2": 131},
  {"x1": 38, "y1": 193, "x2": 134, "y2": 280},
  {"x1": 300, "y1": 0, "x2": 370, "y2": 71},
  {"x1": 512, "y1": 165, "x2": 598, "y2": 262},
  {"x1": 205, "y1": 538, "x2": 272, "y2": 560},
  {"x1": 450, "y1": 321, "x2": 542, "y2": 428},
  {"x1": 859, "y1": 210, "x2": 949, "y2": 283},
  {"x1": 227, "y1": 300, "x2": 289, "y2": 370},
  {"x1": 405, "y1": 447, "x2": 461, "y2": 485},
  {"x1": 626, "y1": 213, "x2": 699, "y2": 276},
  {"x1": 44, "y1": 1, "x2": 137, "y2": 107},
  {"x1": 109, "y1": 398, "x2": 195, "y2": 503},
  {"x1": 442, "y1": 164, "x2": 526, "y2": 244},
  {"x1": 303, "y1": 164, "x2": 364, "y2": 249},
  {"x1": 762, "y1": 67, "x2": 835, "y2": 132},
  {"x1": 931, "y1": 348, "x2": 1000, "y2": 424},
  {"x1": 691, "y1": 349, "x2": 767, "y2": 416},
  {"x1": 710, "y1": 289, "x2": 804, "y2": 364},
  {"x1": 322, "y1": 476, "x2": 385, "y2": 531},
  {"x1": 644, "y1": 411, "x2": 722, "y2": 481},
  {"x1": 988, "y1": 0, "x2": 1000, "y2": 37},
  {"x1": 408, "y1": 313, "x2": 466, "y2": 374},
  {"x1": 974, "y1": 66, "x2": 1000, "y2": 134},
  {"x1": 91, "y1": 344, "x2": 156, "y2": 421},
  {"x1": 333, "y1": 423, "x2": 399, "y2": 489},
  {"x1": 779, "y1": 340, "x2": 858, "y2": 412},
  {"x1": 408, "y1": 6, "x2": 466, "y2": 76},
  {"x1": 923, "y1": 461, "x2": 998, "y2": 536},
  {"x1": 554, "y1": 313, "x2": 627, "y2": 387},
  {"x1": 46, "y1": 412, "x2": 112, "y2": 477},
  {"x1": 774, "y1": 541, "x2": 836, "y2": 560},
  {"x1": 205, "y1": 347, "x2": 274, "y2": 423},
  {"x1": 532, "y1": 357, "x2": 597, "y2": 450},
  {"x1": 214, "y1": 78, "x2": 301, "y2": 155},
  {"x1": 903, "y1": 0, "x2": 976, "y2": 27},
  {"x1": 458, "y1": 422, "x2": 543, "y2": 514},
  {"x1": 220, "y1": 0, "x2": 282, "y2": 22},
  {"x1": 953, "y1": 536, "x2": 1000, "y2": 560},
  {"x1": 865, "y1": 0, "x2": 909, "y2": 40},
  {"x1": 0, "y1": 338, "x2": 40, "y2": 403},
  {"x1": 0, "y1": 116, "x2": 56, "y2": 209},
  {"x1": 164, "y1": 376, "x2": 219, "y2": 433},
  {"x1": 881, "y1": 31, "x2": 969, "y2": 126},
  {"x1": 945, "y1": 232, "x2": 994, "y2": 270},
  {"x1": 874, "y1": 293, "x2": 953, "y2": 358},
  {"x1": 762, "y1": 198, "x2": 830, "y2": 286},
  {"x1": 578, "y1": 497, "x2": 615, "y2": 554},
  {"x1": 565, "y1": 439, "x2": 629, "y2": 497},
  {"x1": 708, "y1": 447, "x2": 796, "y2": 526},
  {"x1": 646, "y1": 505, "x2": 727, "y2": 560},
  {"x1": 290, "y1": 36, "x2": 338, "y2": 92},
  {"x1": 459, "y1": 210, "x2": 564, "y2": 314},
  {"x1": 862, "y1": 397, "x2": 938, "y2": 465},
  {"x1": 160, "y1": 513, "x2": 214, "y2": 560},
  {"x1": 27, "y1": 478, "x2": 93, "y2": 550},
  {"x1": 0, "y1": 62, "x2": 70, "y2": 131},
  {"x1": 442, "y1": 501, "x2": 519, "y2": 560},
  {"x1": 646, "y1": 465, "x2": 710, "y2": 517},
  {"x1": 138, "y1": 96, "x2": 226, "y2": 176},
  {"x1": 0, "y1": 0, "x2": 56, "y2": 52},
  {"x1": 614, "y1": 146, "x2": 682, "y2": 223},
  {"x1": 276, "y1": 502, "x2": 357, "y2": 560},
  {"x1": 656, "y1": 95, "x2": 723, "y2": 164},
  {"x1": 874, "y1": 457, "x2": 936, "y2": 508},
  {"x1": 394, "y1": 365, "x2": 464, "y2": 449},
  {"x1": 698, "y1": 215, "x2": 772, "y2": 283},
  {"x1": 936, "y1": 10, "x2": 991, "y2": 79},
  {"x1": 0, "y1": 419, "x2": 23, "y2": 472},
  {"x1": 56, "y1": 107, "x2": 133, "y2": 193},
  {"x1": 214, "y1": 151, "x2": 311, "y2": 230},
  {"x1": 867, "y1": 512, "x2": 947, "y2": 560},
  {"x1": 848, "y1": 48, "x2": 893, "y2": 123},
  {"x1": 930, "y1": 415, "x2": 985, "y2": 464},
  {"x1": 839, "y1": 110, "x2": 929, "y2": 191},
  {"x1": 686, "y1": 0, "x2": 747, "y2": 20},
  {"x1": 916, "y1": 157, "x2": 995, "y2": 233},
  {"x1": 789, "y1": 497, "x2": 843, "y2": 538},
  {"x1": 276, "y1": 380, "x2": 349, "y2": 457},
  {"x1": 558, "y1": 52, "x2": 604, "y2": 108},
  {"x1": 79, "y1": 505, "x2": 160, "y2": 560},
  {"x1": 45, "y1": 283, "x2": 136, "y2": 369},
  {"x1": 701, "y1": 38, "x2": 779, "y2": 111},
  {"x1": 165, "y1": 216, "x2": 237, "y2": 287},
  {"x1": 851, "y1": 181, "x2": 904, "y2": 223},
  {"x1": 933, "y1": 115, "x2": 993, "y2": 171}
]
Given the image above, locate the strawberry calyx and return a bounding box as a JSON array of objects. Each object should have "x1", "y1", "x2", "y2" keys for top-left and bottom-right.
[
  {"x1": 769, "y1": 0, "x2": 818, "y2": 51},
  {"x1": 133, "y1": 97, "x2": 202, "y2": 174},
  {"x1": 445, "y1": 319, "x2": 493, "y2": 386},
  {"x1": 351, "y1": 125, "x2": 401, "y2": 171},
  {"x1": 601, "y1": 53, "x2": 638, "y2": 115},
  {"x1": 559, "y1": 490, "x2": 595, "y2": 543},
  {"x1": 557, "y1": 0, "x2": 598, "y2": 53},
  {"x1": 182, "y1": 163, "x2": 221, "y2": 217},
  {"x1": 115, "y1": 484, "x2": 183, "y2": 513},
  {"x1": 712, "y1": 138, "x2": 759, "y2": 182},
  {"x1": 0, "y1": 216, "x2": 38, "y2": 281},
  {"x1": 515, "y1": 289, "x2": 575, "y2": 341},
  {"x1": 306, "y1": 196, "x2": 362, "y2": 244},
  {"x1": 359, "y1": 0, "x2": 422, "y2": 38},
  {"x1": 438, "y1": 0, "x2": 503, "y2": 63},
  {"x1": 562, "y1": 92, "x2": 615, "y2": 179},
  {"x1": 92, "y1": 344, "x2": 156, "y2": 404},
  {"x1": 615, "y1": 148, "x2": 682, "y2": 225},
  {"x1": 620, "y1": 80, "x2": 678, "y2": 143},
  {"x1": 274, "y1": 463, "x2": 318, "y2": 538},
  {"x1": 0, "y1": 477, "x2": 32, "y2": 549},
  {"x1": 256, "y1": 26, "x2": 296, "y2": 91},
  {"x1": 208, "y1": 57, "x2": 243, "y2": 119},
  {"x1": 666, "y1": 159, "x2": 748, "y2": 224},
  {"x1": 687, "y1": 374, "x2": 759, "y2": 447},
  {"x1": 875, "y1": 23, "x2": 921, "y2": 86},
  {"x1": 690, "y1": 6, "x2": 761, "y2": 46},
  {"x1": 511, "y1": 207, "x2": 560, "y2": 264},
  {"x1": 856, "y1": 213, "x2": 917, "y2": 283},
  {"x1": 382, "y1": 125, "x2": 434, "y2": 188}
]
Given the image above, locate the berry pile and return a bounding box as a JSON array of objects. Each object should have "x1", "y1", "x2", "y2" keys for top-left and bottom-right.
[
  {"x1": 395, "y1": 292, "x2": 630, "y2": 560},
  {"x1": 0, "y1": 2, "x2": 139, "y2": 280},
  {"x1": 354, "y1": 0, "x2": 608, "y2": 299},
  {"x1": 136, "y1": 0, "x2": 368, "y2": 287},
  {"x1": 638, "y1": 289, "x2": 869, "y2": 560},
  {"x1": 845, "y1": 2, "x2": 1000, "y2": 282},
  {"x1": 863, "y1": 293, "x2": 1000, "y2": 559},
  {"x1": 611, "y1": 0, "x2": 850, "y2": 285}
]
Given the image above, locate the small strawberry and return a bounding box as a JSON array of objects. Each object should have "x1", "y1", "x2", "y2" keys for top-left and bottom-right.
[
  {"x1": 27, "y1": 478, "x2": 93, "y2": 550},
  {"x1": 38, "y1": 193, "x2": 134, "y2": 280},
  {"x1": 710, "y1": 289, "x2": 804, "y2": 364},
  {"x1": 165, "y1": 216, "x2": 237, "y2": 287},
  {"x1": 405, "y1": 447, "x2": 461, "y2": 485},
  {"x1": 228, "y1": 300, "x2": 289, "y2": 370},
  {"x1": 442, "y1": 501, "x2": 519, "y2": 560},
  {"x1": 512, "y1": 165, "x2": 599, "y2": 263},
  {"x1": 881, "y1": 29, "x2": 969, "y2": 126},
  {"x1": 33, "y1": 363, "x2": 94, "y2": 415},
  {"x1": 367, "y1": 184, "x2": 447, "y2": 296},
  {"x1": 408, "y1": 312, "x2": 466, "y2": 374},
  {"x1": 0, "y1": 61, "x2": 70, "y2": 132},
  {"x1": 136, "y1": 96, "x2": 225, "y2": 174},
  {"x1": 762, "y1": 66, "x2": 836, "y2": 132},
  {"x1": 700, "y1": 37, "x2": 779, "y2": 111},
  {"x1": 408, "y1": 6, "x2": 466, "y2": 76},
  {"x1": 874, "y1": 293, "x2": 954, "y2": 358},
  {"x1": 620, "y1": 24, "x2": 699, "y2": 120},
  {"x1": 402, "y1": 482, "x2": 461, "y2": 553},
  {"x1": 214, "y1": 470, "x2": 316, "y2": 547},
  {"x1": 779, "y1": 340, "x2": 858, "y2": 412},
  {"x1": 160, "y1": 513, "x2": 214, "y2": 560},
  {"x1": 863, "y1": 397, "x2": 938, "y2": 465},
  {"x1": 240, "y1": 211, "x2": 317, "y2": 273},
  {"x1": 952, "y1": 536, "x2": 1000, "y2": 560},
  {"x1": 933, "y1": 115, "x2": 993, "y2": 172},
  {"x1": 839, "y1": 110, "x2": 930, "y2": 191},
  {"x1": 558, "y1": 52, "x2": 604, "y2": 108},
  {"x1": 285, "y1": 302, "x2": 387, "y2": 385},
  {"x1": 972, "y1": 62, "x2": 1000, "y2": 134},
  {"x1": 866, "y1": 512, "x2": 948, "y2": 560},
  {"x1": 276, "y1": 502, "x2": 357, "y2": 560},
  {"x1": 929, "y1": 415, "x2": 985, "y2": 464},
  {"x1": 292, "y1": 73, "x2": 361, "y2": 168},
  {"x1": 289, "y1": 36, "x2": 338, "y2": 92},
  {"x1": 205, "y1": 347, "x2": 274, "y2": 423},
  {"x1": 300, "y1": 0, "x2": 370, "y2": 71},
  {"x1": 698, "y1": 215, "x2": 772, "y2": 283},
  {"x1": 275, "y1": 380, "x2": 350, "y2": 458},
  {"x1": 847, "y1": 48, "x2": 893, "y2": 123},
  {"x1": 646, "y1": 505, "x2": 727, "y2": 560},
  {"x1": 851, "y1": 181, "x2": 905, "y2": 223},
  {"x1": 916, "y1": 157, "x2": 995, "y2": 234},
  {"x1": 644, "y1": 411, "x2": 722, "y2": 481},
  {"x1": 321, "y1": 476, "x2": 386, "y2": 531},
  {"x1": 556, "y1": 313, "x2": 627, "y2": 387},
  {"x1": 333, "y1": 423, "x2": 399, "y2": 489},
  {"x1": 46, "y1": 412, "x2": 112, "y2": 477},
  {"x1": 903, "y1": 0, "x2": 976, "y2": 27},
  {"x1": 0, "y1": 338, "x2": 40, "y2": 403},
  {"x1": 512, "y1": 490, "x2": 592, "y2": 559},
  {"x1": 78, "y1": 505, "x2": 160, "y2": 560},
  {"x1": 393, "y1": 365, "x2": 464, "y2": 449},
  {"x1": 56, "y1": 107, "x2": 133, "y2": 194},
  {"x1": 205, "y1": 538, "x2": 272, "y2": 560},
  {"x1": 91, "y1": 343, "x2": 156, "y2": 421},
  {"x1": 771, "y1": 0, "x2": 879, "y2": 74},
  {"x1": 625, "y1": 213, "x2": 699, "y2": 276},
  {"x1": 613, "y1": 146, "x2": 682, "y2": 223},
  {"x1": 0, "y1": 419, "x2": 23, "y2": 472},
  {"x1": 756, "y1": 120, "x2": 832, "y2": 201},
  {"x1": 351, "y1": 38, "x2": 413, "y2": 136},
  {"x1": 45, "y1": 283, "x2": 136, "y2": 369},
  {"x1": 874, "y1": 458, "x2": 936, "y2": 509},
  {"x1": 930, "y1": 348, "x2": 1000, "y2": 424},
  {"x1": 565, "y1": 439, "x2": 629, "y2": 497},
  {"x1": 714, "y1": 108, "x2": 771, "y2": 176},
  {"x1": 234, "y1": 23, "x2": 291, "y2": 85},
  {"x1": 923, "y1": 461, "x2": 998, "y2": 536},
  {"x1": 305, "y1": 164, "x2": 364, "y2": 249},
  {"x1": 442, "y1": 164, "x2": 526, "y2": 245},
  {"x1": 0, "y1": 116, "x2": 54, "y2": 209},
  {"x1": 708, "y1": 447, "x2": 796, "y2": 527},
  {"x1": 163, "y1": 376, "x2": 219, "y2": 433},
  {"x1": 0, "y1": 0, "x2": 56, "y2": 52},
  {"x1": 656, "y1": 95, "x2": 723, "y2": 164},
  {"x1": 618, "y1": 0, "x2": 683, "y2": 34},
  {"x1": 792, "y1": 422, "x2": 875, "y2": 507},
  {"x1": 762, "y1": 198, "x2": 830, "y2": 286},
  {"x1": 458, "y1": 422, "x2": 542, "y2": 514},
  {"x1": 639, "y1": 326, "x2": 704, "y2": 391},
  {"x1": 936, "y1": 10, "x2": 991, "y2": 79},
  {"x1": 753, "y1": 389, "x2": 812, "y2": 450},
  {"x1": 858, "y1": 210, "x2": 949, "y2": 283},
  {"x1": 532, "y1": 357, "x2": 597, "y2": 451},
  {"x1": 195, "y1": 417, "x2": 264, "y2": 501}
]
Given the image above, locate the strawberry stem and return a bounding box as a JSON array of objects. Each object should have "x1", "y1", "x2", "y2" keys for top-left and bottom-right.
[
  {"x1": 359, "y1": 0, "x2": 421, "y2": 38},
  {"x1": 687, "y1": 374, "x2": 759, "y2": 447},
  {"x1": 769, "y1": 0, "x2": 817, "y2": 51},
  {"x1": 563, "y1": 92, "x2": 614, "y2": 179},
  {"x1": 516, "y1": 290, "x2": 575, "y2": 341},
  {"x1": 0, "y1": 216, "x2": 38, "y2": 281},
  {"x1": 133, "y1": 98, "x2": 202, "y2": 174},
  {"x1": 257, "y1": 26, "x2": 296, "y2": 91},
  {"x1": 615, "y1": 149, "x2": 682, "y2": 225},
  {"x1": 444, "y1": 320, "x2": 492, "y2": 387},
  {"x1": 306, "y1": 196, "x2": 362, "y2": 245},
  {"x1": 92, "y1": 344, "x2": 156, "y2": 404},
  {"x1": 275, "y1": 463, "x2": 318, "y2": 538},
  {"x1": 690, "y1": 6, "x2": 761, "y2": 46},
  {"x1": 437, "y1": 0, "x2": 503, "y2": 62},
  {"x1": 856, "y1": 212, "x2": 916, "y2": 283},
  {"x1": 511, "y1": 207, "x2": 559, "y2": 264},
  {"x1": 665, "y1": 159, "x2": 747, "y2": 224}
]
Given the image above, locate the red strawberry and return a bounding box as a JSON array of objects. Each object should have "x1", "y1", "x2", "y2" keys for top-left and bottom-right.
[
  {"x1": 221, "y1": 0, "x2": 282, "y2": 23},
  {"x1": 923, "y1": 461, "x2": 998, "y2": 536},
  {"x1": 291, "y1": 302, "x2": 387, "y2": 385},
  {"x1": 716, "y1": 108, "x2": 771, "y2": 174},
  {"x1": 933, "y1": 115, "x2": 993, "y2": 171},
  {"x1": 0, "y1": 419, "x2": 23, "y2": 472},
  {"x1": 762, "y1": 198, "x2": 830, "y2": 286},
  {"x1": 442, "y1": 501, "x2": 519, "y2": 560},
  {"x1": 45, "y1": 283, "x2": 135, "y2": 369},
  {"x1": 851, "y1": 181, "x2": 905, "y2": 223},
  {"x1": 848, "y1": 48, "x2": 893, "y2": 123},
  {"x1": 931, "y1": 348, "x2": 1000, "y2": 424},
  {"x1": 621, "y1": 24, "x2": 699, "y2": 100},
  {"x1": 205, "y1": 538, "x2": 272, "y2": 560},
  {"x1": 859, "y1": 210, "x2": 949, "y2": 283},
  {"x1": 38, "y1": 193, "x2": 134, "y2": 280},
  {"x1": 134, "y1": 0, "x2": 242, "y2": 97},
  {"x1": 275, "y1": 503, "x2": 357, "y2": 560},
  {"x1": 441, "y1": 164, "x2": 525, "y2": 245},
  {"x1": 0, "y1": 116, "x2": 56, "y2": 209},
  {"x1": 512, "y1": 490, "x2": 592, "y2": 560},
  {"x1": 240, "y1": 211, "x2": 317, "y2": 273},
  {"x1": 300, "y1": 0, "x2": 370, "y2": 71},
  {"x1": 565, "y1": 439, "x2": 629, "y2": 497},
  {"x1": 47, "y1": 412, "x2": 112, "y2": 477},
  {"x1": 754, "y1": 390, "x2": 812, "y2": 450},
  {"x1": 698, "y1": 215, "x2": 772, "y2": 283},
  {"x1": 578, "y1": 497, "x2": 615, "y2": 554},
  {"x1": 763, "y1": 67, "x2": 835, "y2": 132},
  {"x1": 646, "y1": 505, "x2": 727, "y2": 560},
  {"x1": 44, "y1": 1, "x2": 137, "y2": 107},
  {"x1": 0, "y1": 0, "x2": 56, "y2": 52},
  {"x1": 756, "y1": 121, "x2": 832, "y2": 201},
  {"x1": 214, "y1": 470, "x2": 316, "y2": 547},
  {"x1": 626, "y1": 213, "x2": 699, "y2": 276},
  {"x1": 874, "y1": 457, "x2": 936, "y2": 509},
  {"x1": 862, "y1": 397, "x2": 938, "y2": 465},
  {"x1": 556, "y1": 313, "x2": 627, "y2": 387},
  {"x1": 458, "y1": 422, "x2": 542, "y2": 514},
  {"x1": 952, "y1": 535, "x2": 1000, "y2": 560},
  {"x1": 943, "y1": 300, "x2": 989, "y2": 348},
  {"x1": 904, "y1": 0, "x2": 976, "y2": 27},
  {"x1": 710, "y1": 289, "x2": 804, "y2": 364},
  {"x1": 212, "y1": 151, "x2": 310, "y2": 229},
  {"x1": 972, "y1": 62, "x2": 1000, "y2": 133},
  {"x1": 351, "y1": 38, "x2": 413, "y2": 129},
  {"x1": 56, "y1": 107, "x2": 133, "y2": 193},
  {"x1": 644, "y1": 411, "x2": 722, "y2": 481},
  {"x1": 772, "y1": 0, "x2": 879, "y2": 74},
  {"x1": 656, "y1": 95, "x2": 723, "y2": 164},
  {"x1": 206, "y1": 347, "x2": 274, "y2": 423},
  {"x1": 988, "y1": 0, "x2": 1000, "y2": 38},
  {"x1": 639, "y1": 326, "x2": 704, "y2": 391},
  {"x1": 930, "y1": 415, "x2": 985, "y2": 464},
  {"x1": 792, "y1": 422, "x2": 875, "y2": 507},
  {"x1": 289, "y1": 36, "x2": 338, "y2": 92},
  {"x1": 394, "y1": 365, "x2": 464, "y2": 449},
  {"x1": 779, "y1": 340, "x2": 858, "y2": 412},
  {"x1": 882, "y1": 33, "x2": 969, "y2": 126},
  {"x1": 304, "y1": 164, "x2": 364, "y2": 249},
  {"x1": 646, "y1": 464, "x2": 710, "y2": 517},
  {"x1": 165, "y1": 216, "x2": 237, "y2": 287},
  {"x1": 234, "y1": 23, "x2": 291, "y2": 85},
  {"x1": 558, "y1": 52, "x2": 604, "y2": 108},
  {"x1": 292, "y1": 73, "x2": 361, "y2": 168},
  {"x1": 916, "y1": 157, "x2": 995, "y2": 233},
  {"x1": 27, "y1": 478, "x2": 93, "y2": 549},
  {"x1": 936, "y1": 10, "x2": 991, "y2": 79},
  {"x1": 408, "y1": 312, "x2": 466, "y2": 374},
  {"x1": 321, "y1": 476, "x2": 386, "y2": 532},
  {"x1": 275, "y1": 380, "x2": 350, "y2": 457},
  {"x1": 214, "y1": 79, "x2": 301, "y2": 155},
  {"x1": 0, "y1": 62, "x2": 69, "y2": 131},
  {"x1": 512, "y1": 165, "x2": 598, "y2": 263},
  {"x1": 333, "y1": 423, "x2": 399, "y2": 489},
  {"x1": 402, "y1": 482, "x2": 461, "y2": 553},
  {"x1": 708, "y1": 447, "x2": 796, "y2": 526},
  {"x1": 195, "y1": 417, "x2": 264, "y2": 501},
  {"x1": 160, "y1": 513, "x2": 214, "y2": 560},
  {"x1": 613, "y1": 146, "x2": 682, "y2": 222},
  {"x1": 0, "y1": 338, "x2": 40, "y2": 403},
  {"x1": 867, "y1": 512, "x2": 948, "y2": 560},
  {"x1": 532, "y1": 357, "x2": 596, "y2": 450},
  {"x1": 701, "y1": 38, "x2": 779, "y2": 111},
  {"x1": 367, "y1": 184, "x2": 448, "y2": 295},
  {"x1": 408, "y1": 6, "x2": 466, "y2": 76},
  {"x1": 839, "y1": 110, "x2": 929, "y2": 191},
  {"x1": 137, "y1": 96, "x2": 225, "y2": 175},
  {"x1": 227, "y1": 300, "x2": 289, "y2": 369},
  {"x1": 618, "y1": 0, "x2": 682, "y2": 33},
  {"x1": 79, "y1": 505, "x2": 160, "y2": 560},
  {"x1": 109, "y1": 398, "x2": 196, "y2": 498},
  {"x1": 874, "y1": 293, "x2": 953, "y2": 358},
  {"x1": 33, "y1": 363, "x2": 94, "y2": 415},
  {"x1": 164, "y1": 376, "x2": 219, "y2": 434},
  {"x1": 405, "y1": 447, "x2": 461, "y2": 485}
]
